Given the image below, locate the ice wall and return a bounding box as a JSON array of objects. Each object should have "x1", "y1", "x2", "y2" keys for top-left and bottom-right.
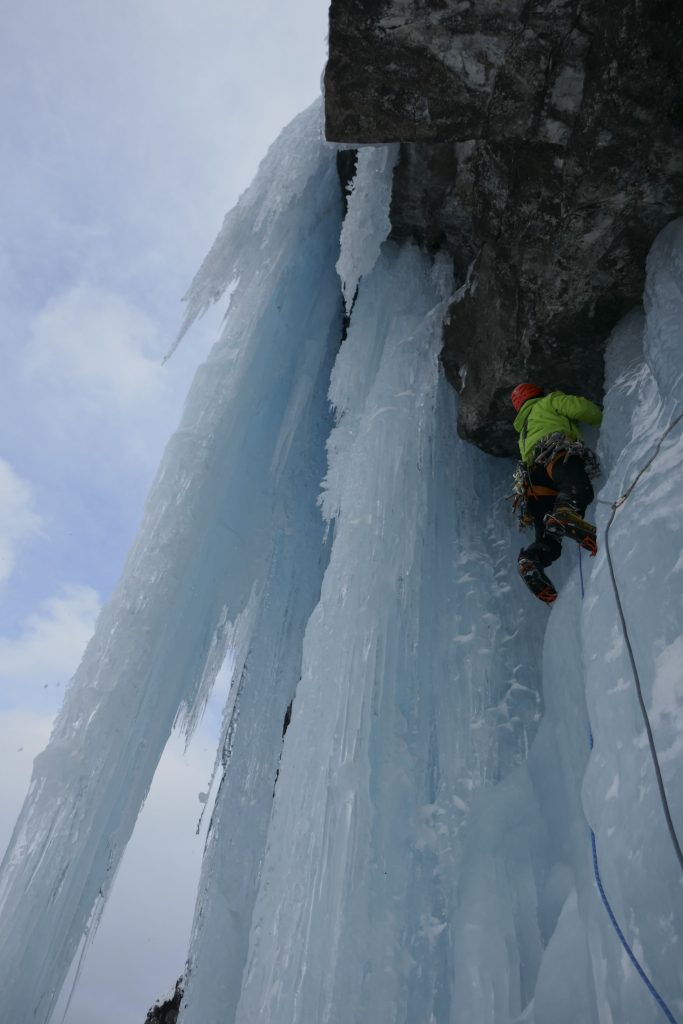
[
  {"x1": 0, "y1": 100, "x2": 343, "y2": 1024},
  {"x1": 179, "y1": 142, "x2": 547, "y2": 1021},
  {"x1": 580, "y1": 219, "x2": 683, "y2": 1022},
  {"x1": 1, "y1": 86, "x2": 682, "y2": 1024},
  {"x1": 179, "y1": 201, "x2": 683, "y2": 1023},
  {"x1": 445, "y1": 219, "x2": 683, "y2": 1024},
  {"x1": 228, "y1": 243, "x2": 547, "y2": 1024}
]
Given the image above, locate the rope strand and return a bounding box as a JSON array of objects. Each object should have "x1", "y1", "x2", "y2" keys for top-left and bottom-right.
[
  {"x1": 601, "y1": 409, "x2": 683, "y2": 875},
  {"x1": 586, "y1": 730, "x2": 679, "y2": 1024},
  {"x1": 579, "y1": 409, "x2": 683, "y2": 1021},
  {"x1": 603, "y1": 501, "x2": 683, "y2": 874},
  {"x1": 589, "y1": 829, "x2": 678, "y2": 1023}
]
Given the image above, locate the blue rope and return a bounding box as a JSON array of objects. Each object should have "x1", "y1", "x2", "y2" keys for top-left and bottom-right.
[
  {"x1": 603, "y1": 501, "x2": 683, "y2": 875},
  {"x1": 578, "y1": 546, "x2": 585, "y2": 598},
  {"x1": 571, "y1": 413, "x2": 683, "y2": 1020},
  {"x1": 586, "y1": 730, "x2": 679, "y2": 1023}
]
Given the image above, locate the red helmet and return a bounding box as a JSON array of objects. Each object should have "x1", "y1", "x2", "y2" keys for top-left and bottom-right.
[{"x1": 511, "y1": 383, "x2": 543, "y2": 413}]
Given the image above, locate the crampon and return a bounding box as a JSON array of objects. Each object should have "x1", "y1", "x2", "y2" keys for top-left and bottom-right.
[
  {"x1": 518, "y1": 557, "x2": 558, "y2": 605},
  {"x1": 544, "y1": 505, "x2": 598, "y2": 556}
]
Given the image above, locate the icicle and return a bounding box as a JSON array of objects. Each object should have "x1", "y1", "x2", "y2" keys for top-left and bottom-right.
[
  {"x1": 335, "y1": 144, "x2": 399, "y2": 315},
  {"x1": 0, "y1": 98, "x2": 343, "y2": 1024}
]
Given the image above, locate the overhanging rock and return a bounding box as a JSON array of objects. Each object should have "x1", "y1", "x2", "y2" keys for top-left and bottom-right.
[{"x1": 325, "y1": 0, "x2": 683, "y2": 455}]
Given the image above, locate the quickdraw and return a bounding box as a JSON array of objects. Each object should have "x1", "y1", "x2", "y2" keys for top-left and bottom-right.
[
  {"x1": 509, "y1": 462, "x2": 535, "y2": 530},
  {"x1": 531, "y1": 432, "x2": 601, "y2": 479}
]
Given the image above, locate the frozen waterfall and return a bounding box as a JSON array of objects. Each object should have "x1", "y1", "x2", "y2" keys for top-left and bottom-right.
[{"x1": 1, "y1": 99, "x2": 683, "y2": 1024}]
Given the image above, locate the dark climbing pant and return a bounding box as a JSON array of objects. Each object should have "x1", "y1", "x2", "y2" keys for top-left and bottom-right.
[{"x1": 520, "y1": 454, "x2": 595, "y2": 568}]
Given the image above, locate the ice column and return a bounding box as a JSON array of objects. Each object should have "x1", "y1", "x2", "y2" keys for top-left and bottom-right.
[
  {"x1": 178, "y1": 142, "x2": 396, "y2": 1024},
  {"x1": 335, "y1": 144, "x2": 399, "y2": 313},
  {"x1": 0, "y1": 100, "x2": 343, "y2": 1024},
  {"x1": 225, "y1": 234, "x2": 546, "y2": 1024}
]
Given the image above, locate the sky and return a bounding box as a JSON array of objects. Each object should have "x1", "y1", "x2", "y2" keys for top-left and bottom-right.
[{"x1": 0, "y1": 1, "x2": 330, "y2": 1020}]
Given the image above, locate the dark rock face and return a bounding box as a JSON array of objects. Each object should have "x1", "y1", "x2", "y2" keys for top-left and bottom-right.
[
  {"x1": 325, "y1": 0, "x2": 683, "y2": 455},
  {"x1": 145, "y1": 979, "x2": 182, "y2": 1024}
]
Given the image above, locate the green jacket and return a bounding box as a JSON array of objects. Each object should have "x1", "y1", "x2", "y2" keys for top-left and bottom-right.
[{"x1": 513, "y1": 391, "x2": 603, "y2": 465}]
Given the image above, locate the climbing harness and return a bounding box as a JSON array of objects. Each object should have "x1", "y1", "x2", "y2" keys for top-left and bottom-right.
[
  {"x1": 509, "y1": 434, "x2": 600, "y2": 531},
  {"x1": 579, "y1": 409, "x2": 683, "y2": 1023}
]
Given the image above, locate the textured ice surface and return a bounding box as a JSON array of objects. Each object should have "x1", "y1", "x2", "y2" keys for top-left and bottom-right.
[
  {"x1": 179, "y1": 183, "x2": 546, "y2": 1020},
  {"x1": 643, "y1": 219, "x2": 683, "y2": 409},
  {"x1": 1, "y1": 86, "x2": 682, "y2": 1023},
  {"x1": 227, "y1": 241, "x2": 546, "y2": 1024},
  {"x1": 335, "y1": 144, "x2": 399, "y2": 314},
  {"x1": 446, "y1": 220, "x2": 683, "y2": 1024},
  {"x1": 579, "y1": 221, "x2": 683, "y2": 1023},
  {"x1": 179, "y1": 138, "x2": 401, "y2": 1024}
]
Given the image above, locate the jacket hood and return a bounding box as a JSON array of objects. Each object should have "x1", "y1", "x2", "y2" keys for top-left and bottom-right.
[{"x1": 513, "y1": 397, "x2": 542, "y2": 433}]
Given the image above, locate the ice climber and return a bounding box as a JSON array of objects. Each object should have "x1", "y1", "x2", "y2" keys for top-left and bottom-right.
[{"x1": 511, "y1": 383, "x2": 603, "y2": 604}]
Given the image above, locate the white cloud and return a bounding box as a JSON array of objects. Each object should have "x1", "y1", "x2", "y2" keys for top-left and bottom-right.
[
  {"x1": 25, "y1": 283, "x2": 163, "y2": 408},
  {"x1": 17, "y1": 280, "x2": 214, "y2": 479},
  {"x1": 14, "y1": 282, "x2": 188, "y2": 479},
  {"x1": 0, "y1": 458, "x2": 43, "y2": 583},
  {"x1": 0, "y1": 584, "x2": 100, "y2": 693}
]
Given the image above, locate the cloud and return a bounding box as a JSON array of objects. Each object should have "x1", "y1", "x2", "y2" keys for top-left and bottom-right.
[
  {"x1": 16, "y1": 282, "x2": 187, "y2": 479},
  {"x1": 0, "y1": 458, "x2": 43, "y2": 583},
  {"x1": 25, "y1": 283, "x2": 164, "y2": 408},
  {"x1": 0, "y1": 584, "x2": 100, "y2": 704}
]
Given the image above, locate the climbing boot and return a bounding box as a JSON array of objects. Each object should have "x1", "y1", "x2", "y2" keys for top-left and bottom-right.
[
  {"x1": 544, "y1": 504, "x2": 598, "y2": 556},
  {"x1": 518, "y1": 556, "x2": 558, "y2": 605}
]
